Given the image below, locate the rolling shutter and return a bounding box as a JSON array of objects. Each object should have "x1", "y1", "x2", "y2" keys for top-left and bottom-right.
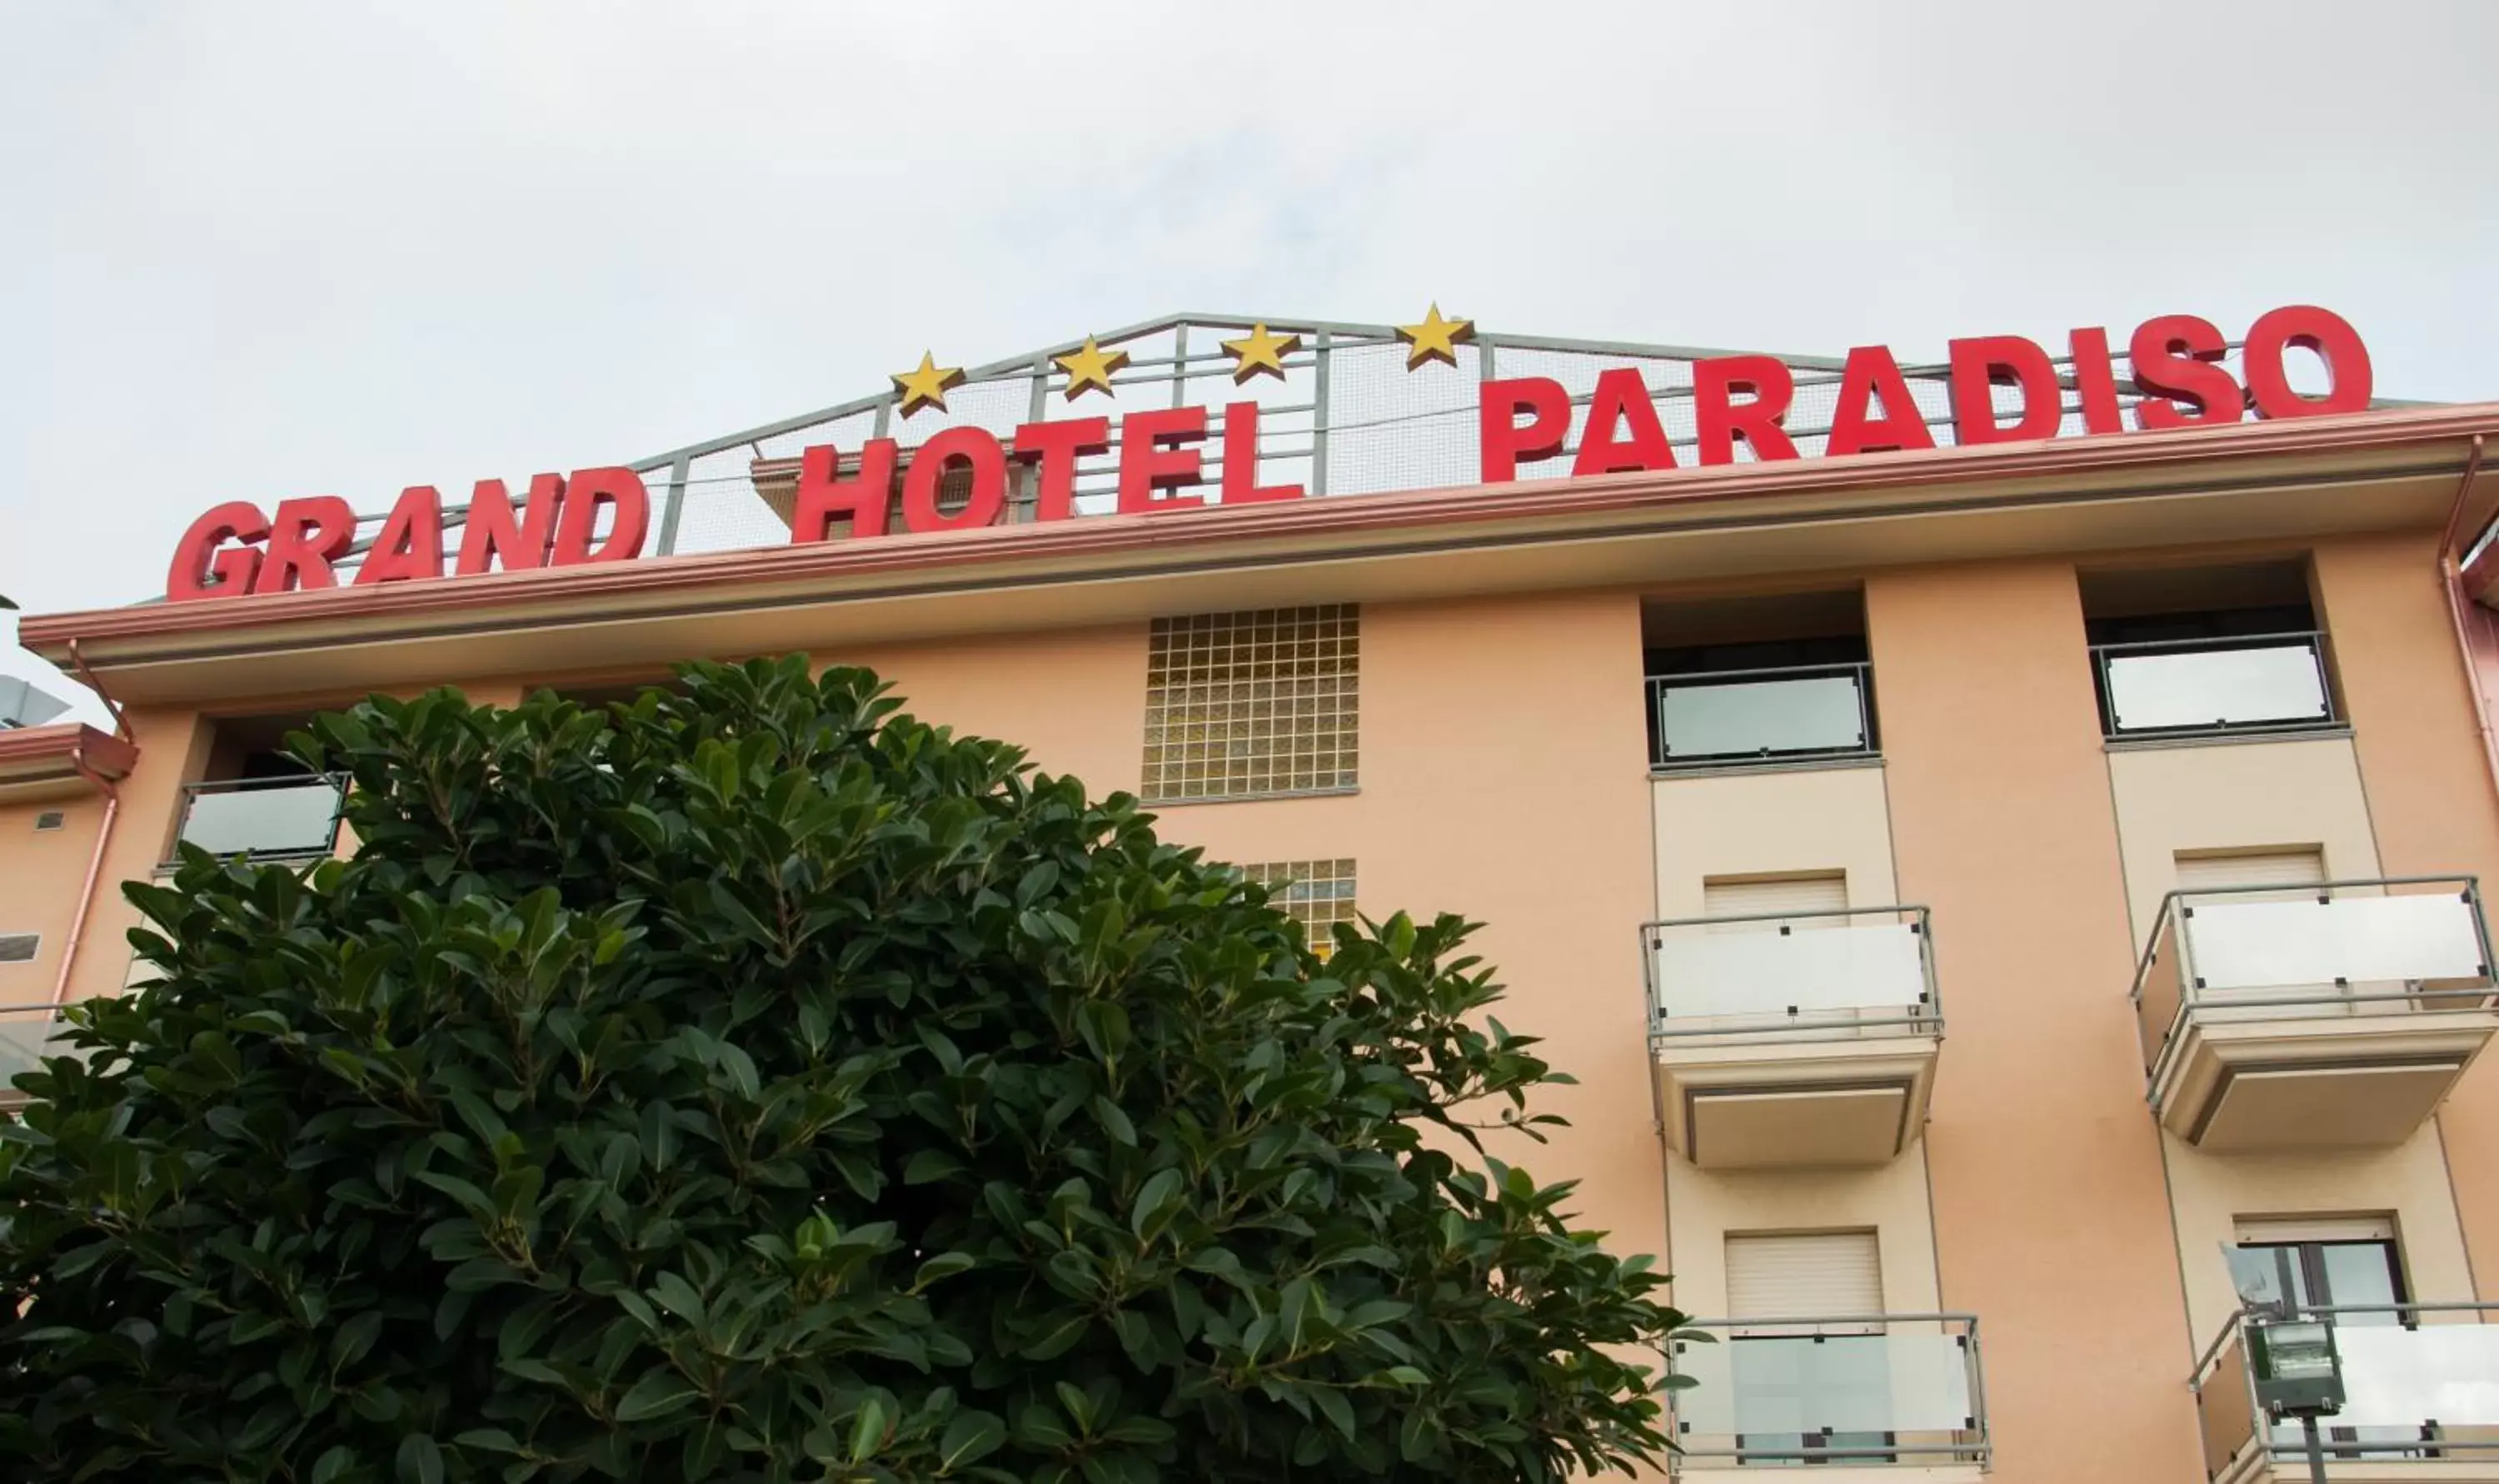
[
  {"x1": 1704, "y1": 873, "x2": 1848, "y2": 922},
  {"x1": 2235, "y1": 1215, "x2": 2395, "y2": 1245},
  {"x1": 2175, "y1": 849, "x2": 2326, "y2": 893},
  {"x1": 0, "y1": 934, "x2": 38, "y2": 965},
  {"x1": 1725, "y1": 1232, "x2": 1882, "y2": 1322}
]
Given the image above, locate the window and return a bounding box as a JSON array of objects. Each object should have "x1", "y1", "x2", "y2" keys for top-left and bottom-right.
[
  {"x1": 1242, "y1": 859, "x2": 1356, "y2": 960},
  {"x1": 1644, "y1": 590, "x2": 1875, "y2": 771},
  {"x1": 2227, "y1": 1222, "x2": 2423, "y2": 1459},
  {"x1": 1726, "y1": 1232, "x2": 1883, "y2": 1321},
  {"x1": 1142, "y1": 606, "x2": 1358, "y2": 804},
  {"x1": 1704, "y1": 873, "x2": 1849, "y2": 922},
  {"x1": 2176, "y1": 848, "x2": 2327, "y2": 894},
  {"x1": 2082, "y1": 561, "x2": 2338, "y2": 740},
  {"x1": 0, "y1": 934, "x2": 37, "y2": 966},
  {"x1": 33, "y1": 812, "x2": 64, "y2": 833}
]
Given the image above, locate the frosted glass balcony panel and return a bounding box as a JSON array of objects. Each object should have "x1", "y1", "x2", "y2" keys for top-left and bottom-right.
[
  {"x1": 2187, "y1": 894, "x2": 2487, "y2": 994},
  {"x1": 2335, "y1": 1324, "x2": 2499, "y2": 1427},
  {"x1": 1654, "y1": 672, "x2": 1867, "y2": 763},
  {"x1": 174, "y1": 778, "x2": 345, "y2": 861},
  {"x1": 2102, "y1": 641, "x2": 2329, "y2": 734},
  {"x1": 1673, "y1": 1331, "x2": 1977, "y2": 1437},
  {"x1": 1652, "y1": 922, "x2": 1927, "y2": 1021}
]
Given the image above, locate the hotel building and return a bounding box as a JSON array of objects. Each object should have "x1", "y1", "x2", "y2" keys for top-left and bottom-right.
[{"x1": 5, "y1": 309, "x2": 2498, "y2": 1482}]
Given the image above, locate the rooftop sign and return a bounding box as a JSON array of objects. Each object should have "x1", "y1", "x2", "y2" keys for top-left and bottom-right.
[{"x1": 162, "y1": 305, "x2": 2372, "y2": 603}]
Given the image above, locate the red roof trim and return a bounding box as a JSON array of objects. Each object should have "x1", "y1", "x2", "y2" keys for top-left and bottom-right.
[{"x1": 0, "y1": 724, "x2": 138, "y2": 782}]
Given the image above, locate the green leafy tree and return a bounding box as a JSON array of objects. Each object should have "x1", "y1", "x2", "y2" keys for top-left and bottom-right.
[{"x1": 0, "y1": 658, "x2": 1690, "y2": 1483}]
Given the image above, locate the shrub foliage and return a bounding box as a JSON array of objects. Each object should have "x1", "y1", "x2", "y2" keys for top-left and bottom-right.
[{"x1": 0, "y1": 658, "x2": 1687, "y2": 1482}]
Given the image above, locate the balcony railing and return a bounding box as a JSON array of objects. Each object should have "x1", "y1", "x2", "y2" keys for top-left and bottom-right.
[
  {"x1": 2132, "y1": 876, "x2": 2497, "y2": 1093},
  {"x1": 2193, "y1": 1303, "x2": 2499, "y2": 1481},
  {"x1": 1667, "y1": 1313, "x2": 1990, "y2": 1472},
  {"x1": 1645, "y1": 905, "x2": 1938, "y2": 1042},
  {"x1": 2090, "y1": 630, "x2": 2337, "y2": 741},
  {"x1": 0, "y1": 1001, "x2": 77, "y2": 1097},
  {"x1": 164, "y1": 774, "x2": 348, "y2": 867},
  {"x1": 1648, "y1": 662, "x2": 1876, "y2": 771}
]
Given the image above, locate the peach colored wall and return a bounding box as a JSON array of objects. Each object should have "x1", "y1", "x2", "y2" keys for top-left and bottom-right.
[
  {"x1": 1866, "y1": 561, "x2": 2201, "y2": 1482},
  {"x1": 2102, "y1": 733, "x2": 2480, "y2": 1332},
  {"x1": 0, "y1": 795, "x2": 108, "y2": 1003},
  {"x1": 1154, "y1": 593, "x2": 1667, "y2": 1273},
  {"x1": 1648, "y1": 763, "x2": 1931, "y2": 1330},
  {"x1": 2315, "y1": 530, "x2": 2499, "y2": 1302},
  {"x1": 837, "y1": 625, "x2": 1150, "y2": 797},
  {"x1": 2104, "y1": 737, "x2": 2382, "y2": 952},
  {"x1": 2163, "y1": 1128, "x2": 2474, "y2": 1342},
  {"x1": 1665, "y1": 1144, "x2": 1943, "y2": 1321},
  {"x1": 1650, "y1": 764, "x2": 1899, "y2": 920},
  {"x1": 60, "y1": 709, "x2": 212, "y2": 1006}
]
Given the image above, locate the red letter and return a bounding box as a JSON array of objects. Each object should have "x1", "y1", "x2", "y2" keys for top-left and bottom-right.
[
  {"x1": 1220, "y1": 402, "x2": 1304, "y2": 505},
  {"x1": 1949, "y1": 335, "x2": 2063, "y2": 446},
  {"x1": 167, "y1": 501, "x2": 268, "y2": 601},
  {"x1": 1572, "y1": 368, "x2": 1677, "y2": 476},
  {"x1": 901, "y1": 427, "x2": 1008, "y2": 534},
  {"x1": 2243, "y1": 305, "x2": 2372, "y2": 420},
  {"x1": 1011, "y1": 417, "x2": 1110, "y2": 522},
  {"x1": 1826, "y1": 346, "x2": 1939, "y2": 457},
  {"x1": 551, "y1": 467, "x2": 647, "y2": 566},
  {"x1": 2129, "y1": 315, "x2": 2242, "y2": 430},
  {"x1": 2068, "y1": 327, "x2": 2123, "y2": 435},
  {"x1": 1117, "y1": 406, "x2": 1209, "y2": 514},
  {"x1": 252, "y1": 497, "x2": 357, "y2": 594},
  {"x1": 354, "y1": 486, "x2": 445, "y2": 585},
  {"x1": 1692, "y1": 356, "x2": 1798, "y2": 465},
  {"x1": 1479, "y1": 377, "x2": 1570, "y2": 482},
  {"x1": 789, "y1": 441, "x2": 897, "y2": 542},
  {"x1": 456, "y1": 475, "x2": 566, "y2": 575}
]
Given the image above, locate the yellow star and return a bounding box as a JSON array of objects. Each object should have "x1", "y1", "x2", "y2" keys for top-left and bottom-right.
[
  {"x1": 890, "y1": 351, "x2": 967, "y2": 417},
  {"x1": 1220, "y1": 323, "x2": 1303, "y2": 384},
  {"x1": 1396, "y1": 302, "x2": 1475, "y2": 371},
  {"x1": 1053, "y1": 336, "x2": 1132, "y2": 401}
]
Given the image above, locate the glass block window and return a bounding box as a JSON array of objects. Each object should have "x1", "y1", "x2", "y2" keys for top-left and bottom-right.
[
  {"x1": 1142, "y1": 605, "x2": 1359, "y2": 803},
  {"x1": 1242, "y1": 859, "x2": 1358, "y2": 959}
]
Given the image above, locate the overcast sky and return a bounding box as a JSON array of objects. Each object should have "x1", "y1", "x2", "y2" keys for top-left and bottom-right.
[{"x1": 5, "y1": 2, "x2": 2497, "y2": 714}]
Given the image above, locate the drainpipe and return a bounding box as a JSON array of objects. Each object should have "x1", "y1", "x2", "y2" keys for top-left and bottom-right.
[
  {"x1": 2436, "y1": 436, "x2": 2499, "y2": 800},
  {"x1": 52, "y1": 748, "x2": 122, "y2": 1008},
  {"x1": 51, "y1": 639, "x2": 136, "y2": 1008}
]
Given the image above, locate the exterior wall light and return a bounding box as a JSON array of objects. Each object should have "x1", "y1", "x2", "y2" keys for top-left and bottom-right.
[{"x1": 2250, "y1": 1316, "x2": 2345, "y2": 1421}]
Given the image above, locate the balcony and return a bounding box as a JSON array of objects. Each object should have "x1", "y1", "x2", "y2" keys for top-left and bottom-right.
[
  {"x1": 163, "y1": 775, "x2": 347, "y2": 868},
  {"x1": 2091, "y1": 630, "x2": 2338, "y2": 741},
  {"x1": 1644, "y1": 906, "x2": 1940, "y2": 1169},
  {"x1": 2132, "y1": 877, "x2": 2499, "y2": 1153},
  {"x1": 1648, "y1": 662, "x2": 1876, "y2": 772},
  {"x1": 0, "y1": 1002, "x2": 78, "y2": 1107},
  {"x1": 1667, "y1": 1313, "x2": 1990, "y2": 1476},
  {"x1": 2193, "y1": 1303, "x2": 2499, "y2": 1484}
]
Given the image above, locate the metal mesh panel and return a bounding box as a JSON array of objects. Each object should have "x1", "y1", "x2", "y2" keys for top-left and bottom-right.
[
  {"x1": 751, "y1": 408, "x2": 883, "y2": 465},
  {"x1": 1324, "y1": 338, "x2": 1480, "y2": 496},
  {"x1": 1141, "y1": 605, "x2": 1358, "y2": 804},
  {"x1": 1241, "y1": 859, "x2": 1357, "y2": 960},
  {"x1": 668, "y1": 443, "x2": 800, "y2": 555}
]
